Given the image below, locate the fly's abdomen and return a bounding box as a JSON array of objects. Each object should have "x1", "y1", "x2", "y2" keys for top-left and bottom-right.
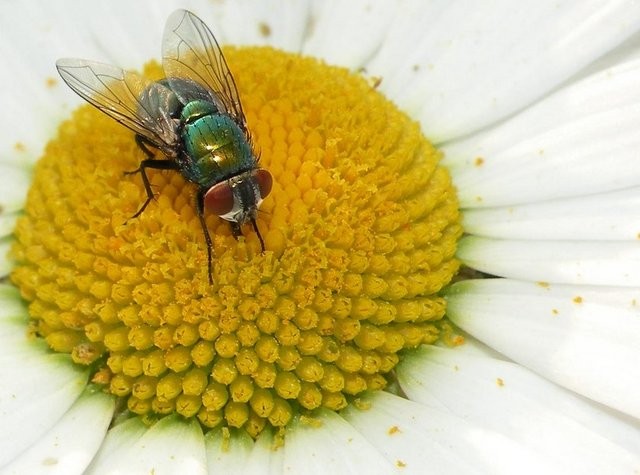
[{"x1": 180, "y1": 101, "x2": 254, "y2": 187}]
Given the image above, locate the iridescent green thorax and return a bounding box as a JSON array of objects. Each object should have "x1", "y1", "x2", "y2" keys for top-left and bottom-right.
[{"x1": 180, "y1": 100, "x2": 255, "y2": 187}]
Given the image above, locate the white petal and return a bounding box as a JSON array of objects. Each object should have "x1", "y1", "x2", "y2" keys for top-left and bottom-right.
[
  {"x1": 83, "y1": 418, "x2": 147, "y2": 473},
  {"x1": 343, "y1": 391, "x2": 559, "y2": 474},
  {"x1": 0, "y1": 285, "x2": 25, "y2": 323},
  {"x1": 86, "y1": 415, "x2": 207, "y2": 475},
  {"x1": 0, "y1": 0, "x2": 236, "y2": 165},
  {"x1": 446, "y1": 279, "x2": 640, "y2": 419},
  {"x1": 443, "y1": 43, "x2": 640, "y2": 207},
  {"x1": 398, "y1": 345, "x2": 640, "y2": 473},
  {"x1": 302, "y1": 0, "x2": 397, "y2": 68},
  {"x1": 0, "y1": 285, "x2": 90, "y2": 466},
  {"x1": 0, "y1": 4, "x2": 64, "y2": 165},
  {"x1": 0, "y1": 348, "x2": 89, "y2": 466},
  {"x1": 203, "y1": 0, "x2": 311, "y2": 51},
  {"x1": 0, "y1": 238, "x2": 13, "y2": 278},
  {"x1": 0, "y1": 212, "x2": 19, "y2": 240},
  {"x1": 368, "y1": 0, "x2": 640, "y2": 142},
  {"x1": 51, "y1": 0, "x2": 217, "y2": 69},
  {"x1": 283, "y1": 411, "x2": 394, "y2": 475},
  {"x1": 462, "y1": 187, "x2": 640, "y2": 241},
  {"x1": 457, "y1": 236, "x2": 640, "y2": 286},
  {"x1": 242, "y1": 429, "x2": 284, "y2": 474},
  {"x1": 1, "y1": 0, "x2": 211, "y2": 73},
  {"x1": 0, "y1": 163, "x2": 31, "y2": 213},
  {"x1": 204, "y1": 429, "x2": 254, "y2": 474},
  {"x1": 3, "y1": 390, "x2": 114, "y2": 475}
]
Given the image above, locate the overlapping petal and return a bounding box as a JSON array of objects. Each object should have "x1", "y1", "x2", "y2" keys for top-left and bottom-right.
[
  {"x1": 86, "y1": 416, "x2": 207, "y2": 474},
  {"x1": 204, "y1": 429, "x2": 254, "y2": 474},
  {"x1": 367, "y1": 0, "x2": 640, "y2": 142},
  {"x1": 457, "y1": 237, "x2": 640, "y2": 286},
  {"x1": 0, "y1": 285, "x2": 91, "y2": 467},
  {"x1": 443, "y1": 41, "x2": 640, "y2": 207},
  {"x1": 446, "y1": 279, "x2": 640, "y2": 419},
  {"x1": 283, "y1": 411, "x2": 394, "y2": 474},
  {"x1": 461, "y1": 187, "x2": 640, "y2": 241},
  {"x1": 3, "y1": 390, "x2": 114, "y2": 474},
  {"x1": 397, "y1": 344, "x2": 640, "y2": 473},
  {"x1": 343, "y1": 391, "x2": 559, "y2": 474}
]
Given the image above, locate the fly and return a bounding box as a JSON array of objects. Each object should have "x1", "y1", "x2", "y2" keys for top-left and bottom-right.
[{"x1": 56, "y1": 9, "x2": 273, "y2": 284}]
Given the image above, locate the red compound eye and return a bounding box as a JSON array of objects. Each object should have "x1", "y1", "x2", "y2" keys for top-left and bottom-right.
[
  {"x1": 255, "y1": 169, "x2": 273, "y2": 199},
  {"x1": 204, "y1": 169, "x2": 273, "y2": 217},
  {"x1": 204, "y1": 181, "x2": 234, "y2": 216}
]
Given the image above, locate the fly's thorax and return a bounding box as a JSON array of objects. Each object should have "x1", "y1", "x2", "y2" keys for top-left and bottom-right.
[
  {"x1": 204, "y1": 168, "x2": 273, "y2": 224},
  {"x1": 180, "y1": 99, "x2": 219, "y2": 123},
  {"x1": 180, "y1": 108, "x2": 255, "y2": 187},
  {"x1": 140, "y1": 79, "x2": 183, "y2": 120}
]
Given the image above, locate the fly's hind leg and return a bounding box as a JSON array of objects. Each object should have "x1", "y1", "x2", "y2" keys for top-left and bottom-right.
[{"x1": 124, "y1": 135, "x2": 180, "y2": 220}]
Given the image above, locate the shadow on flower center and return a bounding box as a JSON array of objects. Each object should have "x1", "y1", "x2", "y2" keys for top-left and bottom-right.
[{"x1": 11, "y1": 46, "x2": 462, "y2": 438}]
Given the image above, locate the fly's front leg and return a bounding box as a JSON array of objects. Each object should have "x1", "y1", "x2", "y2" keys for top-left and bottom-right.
[
  {"x1": 196, "y1": 189, "x2": 215, "y2": 285},
  {"x1": 250, "y1": 217, "x2": 266, "y2": 252},
  {"x1": 230, "y1": 219, "x2": 265, "y2": 252},
  {"x1": 229, "y1": 222, "x2": 243, "y2": 240}
]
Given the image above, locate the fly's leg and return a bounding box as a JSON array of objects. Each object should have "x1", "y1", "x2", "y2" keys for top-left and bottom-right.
[
  {"x1": 124, "y1": 157, "x2": 179, "y2": 220},
  {"x1": 134, "y1": 134, "x2": 157, "y2": 160},
  {"x1": 229, "y1": 222, "x2": 242, "y2": 240},
  {"x1": 124, "y1": 135, "x2": 181, "y2": 219},
  {"x1": 250, "y1": 217, "x2": 266, "y2": 252},
  {"x1": 196, "y1": 188, "x2": 215, "y2": 285},
  {"x1": 229, "y1": 220, "x2": 265, "y2": 253}
]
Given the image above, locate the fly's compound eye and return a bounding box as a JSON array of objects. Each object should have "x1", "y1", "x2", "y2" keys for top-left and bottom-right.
[
  {"x1": 255, "y1": 169, "x2": 273, "y2": 200},
  {"x1": 204, "y1": 169, "x2": 273, "y2": 218},
  {"x1": 204, "y1": 181, "x2": 235, "y2": 216}
]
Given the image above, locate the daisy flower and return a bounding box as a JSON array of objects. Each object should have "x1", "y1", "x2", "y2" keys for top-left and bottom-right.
[{"x1": 2, "y1": 0, "x2": 640, "y2": 473}]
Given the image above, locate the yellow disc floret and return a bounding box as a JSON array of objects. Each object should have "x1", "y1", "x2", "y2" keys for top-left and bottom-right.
[{"x1": 11, "y1": 47, "x2": 462, "y2": 436}]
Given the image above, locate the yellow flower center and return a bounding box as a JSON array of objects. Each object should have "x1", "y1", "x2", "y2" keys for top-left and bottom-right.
[{"x1": 11, "y1": 47, "x2": 462, "y2": 437}]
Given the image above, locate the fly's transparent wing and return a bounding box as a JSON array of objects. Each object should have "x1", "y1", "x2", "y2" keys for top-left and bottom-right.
[
  {"x1": 162, "y1": 9, "x2": 247, "y2": 131},
  {"x1": 56, "y1": 58, "x2": 179, "y2": 156}
]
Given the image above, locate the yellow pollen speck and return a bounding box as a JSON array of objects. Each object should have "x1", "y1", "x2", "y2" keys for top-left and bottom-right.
[
  {"x1": 552, "y1": 308, "x2": 559, "y2": 315},
  {"x1": 300, "y1": 415, "x2": 323, "y2": 429},
  {"x1": 496, "y1": 377, "x2": 504, "y2": 387},
  {"x1": 45, "y1": 77, "x2": 57, "y2": 88},
  {"x1": 573, "y1": 296, "x2": 583, "y2": 304},
  {"x1": 11, "y1": 46, "x2": 462, "y2": 437},
  {"x1": 258, "y1": 22, "x2": 271, "y2": 37},
  {"x1": 388, "y1": 425, "x2": 401, "y2": 435},
  {"x1": 473, "y1": 157, "x2": 484, "y2": 167},
  {"x1": 370, "y1": 76, "x2": 383, "y2": 89},
  {"x1": 43, "y1": 458, "x2": 58, "y2": 466},
  {"x1": 396, "y1": 460, "x2": 407, "y2": 468},
  {"x1": 536, "y1": 281, "x2": 550, "y2": 288},
  {"x1": 14, "y1": 142, "x2": 26, "y2": 152}
]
